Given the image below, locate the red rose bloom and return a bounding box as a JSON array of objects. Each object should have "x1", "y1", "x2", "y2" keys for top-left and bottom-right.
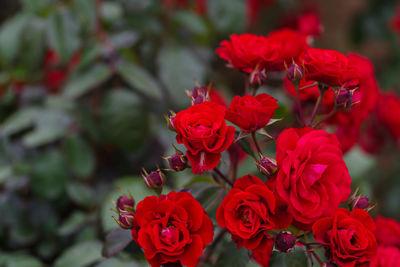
[
  {"x1": 297, "y1": 13, "x2": 322, "y2": 37},
  {"x1": 302, "y1": 48, "x2": 351, "y2": 87},
  {"x1": 133, "y1": 191, "x2": 214, "y2": 267},
  {"x1": 263, "y1": 29, "x2": 309, "y2": 71},
  {"x1": 174, "y1": 101, "x2": 235, "y2": 174},
  {"x1": 217, "y1": 175, "x2": 291, "y2": 266},
  {"x1": 275, "y1": 128, "x2": 351, "y2": 228},
  {"x1": 313, "y1": 208, "x2": 377, "y2": 267},
  {"x1": 370, "y1": 216, "x2": 400, "y2": 267},
  {"x1": 216, "y1": 34, "x2": 268, "y2": 73},
  {"x1": 226, "y1": 93, "x2": 278, "y2": 132},
  {"x1": 376, "y1": 92, "x2": 400, "y2": 140}
]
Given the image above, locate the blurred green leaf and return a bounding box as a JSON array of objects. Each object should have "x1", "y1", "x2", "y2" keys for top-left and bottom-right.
[
  {"x1": 3, "y1": 253, "x2": 43, "y2": 267},
  {"x1": 96, "y1": 258, "x2": 142, "y2": 267},
  {"x1": 63, "y1": 64, "x2": 112, "y2": 99},
  {"x1": 116, "y1": 61, "x2": 162, "y2": 100},
  {"x1": 58, "y1": 211, "x2": 87, "y2": 236},
  {"x1": 208, "y1": 0, "x2": 245, "y2": 33},
  {"x1": 54, "y1": 240, "x2": 103, "y2": 267},
  {"x1": 99, "y1": 90, "x2": 149, "y2": 152},
  {"x1": 216, "y1": 242, "x2": 250, "y2": 267},
  {"x1": 31, "y1": 149, "x2": 68, "y2": 199},
  {"x1": 1, "y1": 108, "x2": 39, "y2": 136},
  {"x1": 22, "y1": 127, "x2": 65, "y2": 147},
  {"x1": 66, "y1": 182, "x2": 95, "y2": 208},
  {"x1": 101, "y1": 2, "x2": 123, "y2": 22},
  {"x1": 65, "y1": 135, "x2": 95, "y2": 178},
  {"x1": 158, "y1": 45, "x2": 207, "y2": 105},
  {"x1": 238, "y1": 138, "x2": 257, "y2": 160},
  {"x1": 269, "y1": 247, "x2": 308, "y2": 267},
  {"x1": 172, "y1": 11, "x2": 209, "y2": 36},
  {"x1": 47, "y1": 8, "x2": 80, "y2": 62},
  {"x1": 102, "y1": 228, "x2": 132, "y2": 258},
  {"x1": 0, "y1": 14, "x2": 30, "y2": 64}
]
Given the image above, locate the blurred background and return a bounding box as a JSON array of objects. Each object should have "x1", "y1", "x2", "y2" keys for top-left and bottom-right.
[{"x1": 0, "y1": 0, "x2": 399, "y2": 266}]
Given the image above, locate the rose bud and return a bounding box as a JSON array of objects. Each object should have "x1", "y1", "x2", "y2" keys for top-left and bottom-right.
[
  {"x1": 275, "y1": 231, "x2": 296, "y2": 252},
  {"x1": 286, "y1": 62, "x2": 304, "y2": 84},
  {"x1": 186, "y1": 85, "x2": 210, "y2": 105},
  {"x1": 117, "y1": 210, "x2": 135, "y2": 229},
  {"x1": 256, "y1": 156, "x2": 277, "y2": 176},
  {"x1": 353, "y1": 196, "x2": 371, "y2": 210},
  {"x1": 142, "y1": 168, "x2": 165, "y2": 193},
  {"x1": 164, "y1": 147, "x2": 187, "y2": 172},
  {"x1": 164, "y1": 110, "x2": 176, "y2": 131},
  {"x1": 249, "y1": 66, "x2": 267, "y2": 88},
  {"x1": 336, "y1": 88, "x2": 354, "y2": 110},
  {"x1": 116, "y1": 195, "x2": 135, "y2": 213}
]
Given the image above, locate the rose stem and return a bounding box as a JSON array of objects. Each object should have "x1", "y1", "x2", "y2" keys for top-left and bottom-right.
[
  {"x1": 198, "y1": 228, "x2": 227, "y2": 266},
  {"x1": 214, "y1": 168, "x2": 233, "y2": 186},
  {"x1": 251, "y1": 132, "x2": 263, "y2": 156},
  {"x1": 309, "y1": 93, "x2": 322, "y2": 126},
  {"x1": 294, "y1": 82, "x2": 306, "y2": 126}
]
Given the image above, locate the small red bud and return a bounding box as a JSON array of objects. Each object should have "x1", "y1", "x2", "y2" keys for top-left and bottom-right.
[
  {"x1": 249, "y1": 66, "x2": 267, "y2": 88},
  {"x1": 256, "y1": 156, "x2": 277, "y2": 176},
  {"x1": 336, "y1": 88, "x2": 354, "y2": 110},
  {"x1": 275, "y1": 231, "x2": 296, "y2": 252},
  {"x1": 142, "y1": 168, "x2": 165, "y2": 192},
  {"x1": 116, "y1": 195, "x2": 135, "y2": 213},
  {"x1": 166, "y1": 152, "x2": 187, "y2": 172},
  {"x1": 286, "y1": 63, "x2": 304, "y2": 83},
  {"x1": 117, "y1": 210, "x2": 135, "y2": 229},
  {"x1": 187, "y1": 86, "x2": 210, "y2": 105},
  {"x1": 164, "y1": 110, "x2": 176, "y2": 131},
  {"x1": 354, "y1": 196, "x2": 370, "y2": 210}
]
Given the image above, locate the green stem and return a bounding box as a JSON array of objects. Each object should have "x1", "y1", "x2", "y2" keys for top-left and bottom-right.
[{"x1": 251, "y1": 132, "x2": 262, "y2": 156}]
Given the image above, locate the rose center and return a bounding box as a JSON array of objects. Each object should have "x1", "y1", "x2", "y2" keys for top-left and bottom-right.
[{"x1": 160, "y1": 227, "x2": 179, "y2": 245}]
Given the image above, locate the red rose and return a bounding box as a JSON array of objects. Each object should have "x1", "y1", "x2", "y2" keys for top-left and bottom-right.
[
  {"x1": 226, "y1": 93, "x2": 278, "y2": 132},
  {"x1": 376, "y1": 92, "x2": 400, "y2": 140},
  {"x1": 217, "y1": 175, "x2": 291, "y2": 267},
  {"x1": 133, "y1": 191, "x2": 214, "y2": 267},
  {"x1": 297, "y1": 13, "x2": 322, "y2": 37},
  {"x1": 370, "y1": 246, "x2": 400, "y2": 267},
  {"x1": 302, "y1": 48, "x2": 350, "y2": 87},
  {"x1": 275, "y1": 128, "x2": 351, "y2": 228},
  {"x1": 313, "y1": 208, "x2": 377, "y2": 267},
  {"x1": 174, "y1": 101, "x2": 235, "y2": 174},
  {"x1": 390, "y1": 5, "x2": 400, "y2": 36},
  {"x1": 216, "y1": 34, "x2": 268, "y2": 73},
  {"x1": 262, "y1": 29, "x2": 309, "y2": 71}
]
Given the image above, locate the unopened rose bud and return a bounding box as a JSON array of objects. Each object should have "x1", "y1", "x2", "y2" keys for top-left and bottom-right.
[
  {"x1": 275, "y1": 231, "x2": 296, "y2": 252},
  {"x1": 117, "y1": 210, "x2": 135, "y2": 229},
  {"x1": 286, "y1": 63, "x2": 304, "y2": 83},
  {"x1": 256, "y1": 156, "x2": 277, "y2": 176},
  {"x1": 164, "y1": 110, "x2": 176, "y2": 131},
  {"x1": 354, "y1": 196, "x2": 370, "y2": 210},
  {"x1": 186, "y1": 86, "x2": 210, "y2": 105},
  {"x1": 250, "y1": 66, "x2": 267, "y2": 88},
  {"x1": 116, "y1": 195, "x2": 135, "y2": 213},
  {"x1": 142, "y1": 168, "x2": 165, "y2": 193},
  {"x1": 165, "y1": 152, "x2": 187, "y2": 172},
  {"x1": 336, "y1": 88, "x2": 353, "y2": 110}
]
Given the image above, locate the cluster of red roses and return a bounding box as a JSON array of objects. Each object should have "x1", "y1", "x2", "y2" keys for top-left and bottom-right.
[{"x1": 114, "y1": 26, "x2": 400, "y2": 267}]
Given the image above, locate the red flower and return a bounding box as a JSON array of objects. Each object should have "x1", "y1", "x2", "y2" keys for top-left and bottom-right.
[
  {"x1": 226, "y1": 93, "x2": 278, "y2": 132},
  {"x1": 370, "y1": 246, "x2": 400, "y2": 267},
  {"x1": 284, "y1": 77, "x2": 335, "y2": 105},
  {"x1": 390, "y1": 5, "x2": 400, "y2": 36},
  {"x1": 297, "y1": 13, "x2": 322, "y2": 37},
  {"x1": 302, "y1": 48, "x2": 351, "y2": 87},
  {"x1": 263, "y1": 29, "x2": 309, "y2": 72},
  {"x1": 376, "y1": 92, "x2": 400, "y2": 140},
  {"x1": 275, "y1": 128, "x2": 351, "y2": 228},
  {"x1": 174, "y1": 101, "x2": 235, "y2": 174},
  {"x1": 133, "y1": 191, "x2": 214, "y2": 267},
  {"x1": 313, "y1": 208, "x2": 377, "y2": 267},
  {"x1": 216, "y1": 34, "x2": 268, "y2": 73},
  {"x1": 217, "y1": 175, "x2": 291, "y2": 266}
]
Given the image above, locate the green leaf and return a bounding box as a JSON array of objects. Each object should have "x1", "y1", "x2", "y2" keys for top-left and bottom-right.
[
  {"x1": 31, "y1": 149, "x2": 68, "y2": 200},
  {"x1": 102, "y1": 228, "x2": 132, "y2": 257},
  {"x1": 0, "y1": 14, "x2": 30, "y2": 64},
  {"x1": 172, "y1": 11, "x2": 209, "y2": 36},
  {"x1": 216, "y1": 242, "x2": 250, "y2": 267},
  {"x1": 157, "y1": 45, "x2": 207, "y2": 106},
  {"x1": 96, "y1": 258, "x2": 142, "y2": 267},
  {"x1": 5, "y1": 254, "x2": 43, "y2": 267},
  {"x1": 208, "y1": 0, "x2": 245, "y2": 33},
  {"x1": 47, "y1": 8, "x2": 80, "y2": 62},
  {"x1": 1, "y1": 108, "x2": 39, "y2": 136},
  {"x1": 99, "y1": 90, "x2": 149, "y2": 152},
  {"x1": 116, "y1": 61, "x2": 162, "y2": 100},
  {"x1": 63, "y1": 64, "x2": 112, "y2": 99},
  {"x1": 269, "y1": 247, "x2": 308, "y2": 267},
  {"x1": 66, "y1": 182, "x2": 95, "y2": 208},
  {"x1": 238, "y1": 138, "x2": 257, "y2": 160},
  {"x1": 22, "y1": 127, "x2": 65, "y2": 148},
  {"x1": 54, "y1": 241, "x2": 103, "y2": 267},
  {"x1": 58, "y1": 211, "x2": 87, "y2": 236},
  {"x1": 65, "y1": 135, "x2": 95, "y2": 178}
]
